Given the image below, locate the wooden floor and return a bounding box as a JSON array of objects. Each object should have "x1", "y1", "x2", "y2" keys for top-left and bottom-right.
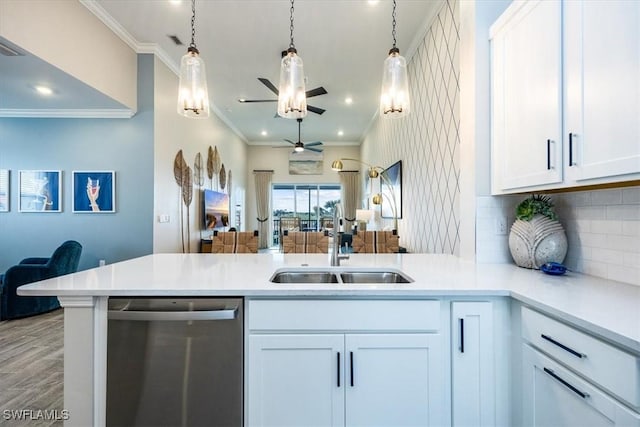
[{"x1": 0, "y1": 309, "x2": 64, "y2": 427}]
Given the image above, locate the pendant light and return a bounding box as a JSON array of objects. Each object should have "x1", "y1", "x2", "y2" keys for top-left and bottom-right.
[
  {"x1": 177, "y1": 0, "x2": 210, "y2": 118},
  {"x1": 380, "y1": 0, "x2": 410, "y2": 118},
  {"x1": 277, "y1": 0, "x2": 307, "y2": 119}
]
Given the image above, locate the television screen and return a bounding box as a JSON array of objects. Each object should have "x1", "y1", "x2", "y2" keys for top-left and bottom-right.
[{"x1": 203, "y1": 189, "x2": 230, "y2": 229}]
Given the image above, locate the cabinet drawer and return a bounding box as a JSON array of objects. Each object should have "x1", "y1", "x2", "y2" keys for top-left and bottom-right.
[
  {"x1": 248, "y1": 299, "x2": 440, "y2": 332},
  {"x1": 522, "y1": 306, "x2": 640, "y2": 408}
]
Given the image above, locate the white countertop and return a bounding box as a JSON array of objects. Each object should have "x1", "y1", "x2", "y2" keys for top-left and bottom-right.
[{"x1": 18, "y1": 253, "x2": 640, "y2": 353}]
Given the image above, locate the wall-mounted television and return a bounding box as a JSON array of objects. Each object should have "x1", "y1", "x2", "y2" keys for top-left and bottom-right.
[{"x1": 203, "y1": 189, "x2": 230, "y2": 229}]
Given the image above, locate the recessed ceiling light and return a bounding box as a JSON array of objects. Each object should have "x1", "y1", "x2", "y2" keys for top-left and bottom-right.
[
  {"x1": 261, "y1": 130, "x2": 268, "y2": 136},
  {"x1": 35, "y1": 86, "x2": 53, "y2": 96},
  {"x1": 169, "y1": 0, "x2": 182, "y2": 5},
  {"x1": 367, "y1": 0, "x2": 379, "y2": 5},
  {"x1": 338, "y1": 130, "x2": 344, "y2": 136},
  {"x1": 345, "y1": 97, "x2": 353, "y2": 105}
]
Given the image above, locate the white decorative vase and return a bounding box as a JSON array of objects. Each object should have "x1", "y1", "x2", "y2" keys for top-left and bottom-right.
[{"x1": 508, "y1": 214, "x2": 567, "y2": 269}]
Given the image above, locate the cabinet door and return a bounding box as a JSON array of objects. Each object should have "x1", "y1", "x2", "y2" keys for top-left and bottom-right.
[
  {"x1": 522, "y1": 344, "x2": 640, "y2": 427},
  {"x1": 565, "y1": 0, "x2": 640, "y2": 182},
  {"x1": 248, "y1": 334, "x2": 345, "y2": 427},
  {"x1": 451, "y1": 302, "x2": 495, "y2": 427},
  {"x1": 491, "y1": 0, "x2": 563, "y2": 192},
  {"x1": 344, "y1": 334, "x2": 447, "y2": 427}
]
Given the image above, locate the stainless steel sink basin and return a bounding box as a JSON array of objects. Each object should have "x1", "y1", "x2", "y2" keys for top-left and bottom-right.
[
  {"x1": 270, "y1": 271, "x2": 339, "y2": 283},
  {"x1": 339, "y1": 271, "x2": 412, "y2": 284},
  {"x1": 270, "y1": 268, "x2": 413, "y2": 284}
]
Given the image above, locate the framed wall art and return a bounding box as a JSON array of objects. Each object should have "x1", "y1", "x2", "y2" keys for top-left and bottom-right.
[
  {"x1": 73, "y1": 171, "x2": 115, "y2": 213},
  {"x1": 0, "y1": 169, "x2": 9, "y2": 212},
  {"x1": 380, "y1": 160, "x2": 402, "y2": 219},
  {"x1": 19, "y1": 170, "x2": 62, "y2": 212}
]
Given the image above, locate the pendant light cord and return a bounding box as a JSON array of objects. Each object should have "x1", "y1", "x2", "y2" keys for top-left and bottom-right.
[
  {"x1": 190, "y1": 0, "x2": 197, "y2": 49},
  {"x1": 289, "y1": 0, "x2": 295, "y2": 49},
  {"x1": 391, "y1": 0, "x2": 397, "y2": 49}
]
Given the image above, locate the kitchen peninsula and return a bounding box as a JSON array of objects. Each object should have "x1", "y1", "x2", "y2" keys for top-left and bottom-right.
[{"x1": 18, "y1": 253, "x2": 640, "y2": 426}]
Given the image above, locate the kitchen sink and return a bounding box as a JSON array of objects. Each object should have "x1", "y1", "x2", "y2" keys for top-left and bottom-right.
[
  {"x1": 270, "y1": 271, "x2": 339, "y2": 283},
  {"x1": 269, "y1": 268, "x2": 413, "y2": 284},
  {"x1": 339, "y1": 271, "x2": 412, "y2": 284}
]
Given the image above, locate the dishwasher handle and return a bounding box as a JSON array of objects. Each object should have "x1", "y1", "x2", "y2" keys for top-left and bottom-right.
[{"x1": 108, "y1": 307, "x2": 238, "y2": 321}]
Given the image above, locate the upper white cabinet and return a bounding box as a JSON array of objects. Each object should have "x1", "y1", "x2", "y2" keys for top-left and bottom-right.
[
  {"x1": 491, "y1": 0, "x2": 640, "y2": 194},
  {"x1": 491, "y1": 0, "x2": 563, "y2": 192},
  {"x1": 564, "y1": 0, "x2": 640, "y2": 182}
]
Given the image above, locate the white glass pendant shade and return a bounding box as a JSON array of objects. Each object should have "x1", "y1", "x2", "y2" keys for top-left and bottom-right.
[
  {"x1": 277, "y1": 49, "x2": 307, "y2": 119},
  {"x1": 380, "y1": 49, "x2": 410, "y2": 117},
  {"x1": 177, "y1": 48, "x2": 210, "y2": 118}
]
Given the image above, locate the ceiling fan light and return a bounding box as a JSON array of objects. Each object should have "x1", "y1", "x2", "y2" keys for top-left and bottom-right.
[
  {"x1": 278, "y1": 49, "x2": 307, "y2": 119},
  {"x1": 331, "y1": 160, "x2": 344, "y2": 171},
  {"x1": 294, "y1": 142, "x2": 305, "y2": 152},
  {"x1": 380, "y1": 48, "x2": 410, "y2": 117}
]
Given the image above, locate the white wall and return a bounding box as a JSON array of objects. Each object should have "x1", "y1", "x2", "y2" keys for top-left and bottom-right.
[
  {"x1": 245, "y1": 144, "x2": 360, "y2": 233},
  {"x1": 153, "y1": 56, "x2": 248, "y2": 253}
]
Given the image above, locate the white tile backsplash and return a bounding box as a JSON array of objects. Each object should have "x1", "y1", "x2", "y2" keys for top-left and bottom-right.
[{"x1": 477, "y1": 186, "x2": 640, "y2": 286}]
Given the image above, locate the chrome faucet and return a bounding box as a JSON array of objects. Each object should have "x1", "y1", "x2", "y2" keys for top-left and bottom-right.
[{"x1": 331, "y1": 203, "x2": 349, "y2": 266}]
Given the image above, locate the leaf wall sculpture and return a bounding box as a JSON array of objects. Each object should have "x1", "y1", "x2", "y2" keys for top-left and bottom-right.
[
  {"x1": 173, "y1": 150, "x2": 186, "y2": 253},
  {"x1": 194, "y1": 153, "x2": 204, "y2": 187},
  {"x1": 207, "y1": 146, "x2": 214, "y2": 188},
  {"x1": 213, "y1": 146, "x2": 221, "y2": 190},
  {"x1": 219, "y1": 163, "x2": 227, "y2": 191}
]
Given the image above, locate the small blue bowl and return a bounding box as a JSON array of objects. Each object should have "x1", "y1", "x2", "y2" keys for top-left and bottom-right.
[{"x1": 540, "y1": 262, "x2": 567, "y2": 276}]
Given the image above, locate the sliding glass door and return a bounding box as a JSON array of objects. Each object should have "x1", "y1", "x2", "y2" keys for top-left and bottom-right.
[{"x1": 272, "y1": 184, "x2": 341, "y2": 246}]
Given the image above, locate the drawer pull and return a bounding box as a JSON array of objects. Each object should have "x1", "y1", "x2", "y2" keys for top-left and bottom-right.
[
  {"x1": 543, "y1": 367, "x2": 589, "y2": 399},
  {"x1": 350, "y1": 351, "x2": 355, "y2": 387},
  {"x1": 459, "y1": 318, "x2": 465, "y2": 353},
  {"x1": 541, "y1": 334, "x2": 586, "y2": 359},
  {"x1": 547, "y1": 139, "x2": 552, "y2": 170},
  {"x1": 337, "y1": 352, "x2": 341, "y2": 388}
]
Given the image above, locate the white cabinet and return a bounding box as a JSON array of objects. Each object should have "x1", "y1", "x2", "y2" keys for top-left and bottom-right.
[
  {"x1": 246, "y1": 299, "x2": 448, "y2": 427},
  {"x1": 491, "y1": 0, "x2": 563, "y2": 192},
  {"x1": 491, "y1": 0, "x2": 640, "y2": 194},
  {"x1": 520, "y1": 306, "x2": 640, "y2": 426},
  {"x1": 451, "y1": 302, "x2": 495, "y2": 427},
  {"x1": 522, "y1": 344, "x2": 640, "y2": 427},
  {"x1": 248, "y1": 334, "x2": 344, "y2": 427},
  {"x1": 564, "y1": 0, "x2": 640, "y2": 182}
]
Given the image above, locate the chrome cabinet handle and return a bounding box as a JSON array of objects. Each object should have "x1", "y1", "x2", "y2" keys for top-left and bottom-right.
[
  {"x1": 541, "y1": 334, "x2": 586, "y2": 359},
  {"x1": 569, "y1": 133, "x2": 575, "y2": 166},
  {"x1": 108, "y1": 307, "x2": 237, "y2": 321},
  {"x1": 547, "y1": 139, "x2": 552, "y2": 170},
  {"x1": 543, "y1": 367, "x2": 589, "y2": 399}
]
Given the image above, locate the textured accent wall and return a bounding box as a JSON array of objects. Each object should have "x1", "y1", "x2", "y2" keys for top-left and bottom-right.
[{"x1": 361, "y1": 0, "x2": 460, "y2": 254}]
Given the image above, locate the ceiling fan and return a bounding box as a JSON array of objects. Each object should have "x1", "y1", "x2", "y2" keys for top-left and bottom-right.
[
  {"x1": 238, "y1": 77, "x2": 327, "y2": 115},
  {"x1": 285, "y1": 118, "x2": 323, "y2": 153}
]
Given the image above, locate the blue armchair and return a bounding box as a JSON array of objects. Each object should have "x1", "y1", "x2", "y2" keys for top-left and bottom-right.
[{"x1": 0, "y1": 240, "x2": 83, "y2": 320}]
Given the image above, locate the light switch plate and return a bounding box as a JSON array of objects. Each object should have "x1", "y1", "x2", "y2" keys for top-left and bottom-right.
[{"x1": 495, "y1": 216, "x2": 508, "y2": 235}]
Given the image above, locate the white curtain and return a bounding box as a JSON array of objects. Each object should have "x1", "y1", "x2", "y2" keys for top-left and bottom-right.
[
  {"x1": 254, "y1": 171, "x2": 273, "y2": 249},
  {"x1": 339, "y1": 171, "x2": 360, "y2": 232}
]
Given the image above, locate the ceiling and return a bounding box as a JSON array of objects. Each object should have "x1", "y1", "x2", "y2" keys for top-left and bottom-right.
[{"x1": 1, "y1": 0, "x2": 440, "y2": 145}]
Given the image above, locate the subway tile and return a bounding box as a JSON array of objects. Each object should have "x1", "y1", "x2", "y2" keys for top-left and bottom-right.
[
  {"x1": 606, "y1": 234, "x2": 640, "y2": 253},
  {"x1": 622, "y1": 187, "x2": 640, "y2": 204},
  {"x1": 590, "y1": 247, "x2": 625, "y2": 266},
  {"x1": 607, "y1": 265, "x2": 640, "y2": 286},
  {"x1": 476, "y1": 206, "x2": 505, "y2": 219},
  {"x1": 591, "y1": 188, "x2": 622, "y2": 205},
  {"x1": 590, "y1": 219, "x2": 622, "y2": 235},
  {"x1": 475, "y1": 196, "x2": 501, "y2": 208},
  {"x1": 623, "y1": 252, "x2": 640, "y2": 268},
  {"x1": 582, "y1": 260, "x2": 608, "y2": 279},
  {"x1": 574, "y1": 205, "x2": 606, "y2": 220},
  {"x1": 606, "y1": 205, "x2": 640, "y2": 221},
  {"x1": 579, "y1": 232, "x2": 608, "y2": 249},
  {"x1": 622, "y1": 221, "x2": 640, "y2": 237},
  {"x1": 568, "y1": 190, "x2": 592, "y2": 207}
]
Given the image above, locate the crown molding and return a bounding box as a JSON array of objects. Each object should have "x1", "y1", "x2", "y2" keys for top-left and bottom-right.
[{"x1": 0, "y1": 109, "x2": 135, "y2": 119}]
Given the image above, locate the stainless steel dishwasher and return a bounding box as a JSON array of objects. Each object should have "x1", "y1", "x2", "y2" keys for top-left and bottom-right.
[{"x1": 107, "y1": 297, "x2": 243, "y2": 427}]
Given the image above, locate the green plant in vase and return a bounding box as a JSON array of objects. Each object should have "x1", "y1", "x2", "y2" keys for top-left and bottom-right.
[{"x1": 509, "y1": 194, "x2": 567, "y2": 269}]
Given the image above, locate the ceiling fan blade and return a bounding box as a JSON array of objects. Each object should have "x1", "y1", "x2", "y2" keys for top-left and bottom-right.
[
  {"x1": 307, "y1": 147, "x2": 323, "y2": 153},
  {"x1": 306, "y1": 86, "x2": 328, "y2": 98},
  {"x1": 258, "y1": 78, "x2": 279, "y2": 95},
  {"x1": 307, "y1": 105, "x2": 326, "y2": 115},
  {"x1": 238, "y1": 99, "x2": 277, "y2": 103},
  {"x1": 305, "y1": 141, "x2": 323, "y2": 147},
  {"x1": 284, "y1": 139, "x2": 296, "y2": 145}
]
